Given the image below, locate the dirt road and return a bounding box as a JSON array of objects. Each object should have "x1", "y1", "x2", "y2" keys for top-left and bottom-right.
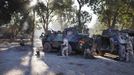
[{"x1": 0, "y1": 42, "x2": 134, "y2": 75}]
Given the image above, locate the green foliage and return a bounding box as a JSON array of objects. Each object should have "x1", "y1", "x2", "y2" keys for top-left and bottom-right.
[
  {"x1": 89, "y1": 0, "x2": 134, "y2": 30},
  {"x1": 92, "y1": 23, "x2": 108, "y2": 35},
  {"x1": 0, "y1": 0, "x2": 30, "y2": 25},
  {"x1": 34, "y1": 0, "x2": 55, "y2": 32},
  {"x1": 52, "y1": 0, "x2": 74, "y2": 30},
  {"x1": 80, "y1": 11, "x2": 92, "y2": 26},
  {"x1": 77, "y1": 0, "x2": 91, "y2": 33}
]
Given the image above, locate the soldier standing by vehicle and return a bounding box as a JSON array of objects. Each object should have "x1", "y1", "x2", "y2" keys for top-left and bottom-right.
[
  {"x1": 40, "y1": 33, "x2": 45, "y2": 47},
  {"x1": 117, "y1": 32, "x2": 127, "y2": 61},
  {"x1": 125, "y1": 35, "x2": 134, "y2": 62},
  {"x1": 61, "y1": 38, "x2": 69, "y2": 56},
  {"x1": 83, "y1": 39, "x2": 94, "y2": 59}
]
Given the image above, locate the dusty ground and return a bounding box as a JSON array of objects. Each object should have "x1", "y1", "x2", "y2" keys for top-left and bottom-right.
[{"x1": 0, "y1": 42, "x2": 134, "y2": 75}]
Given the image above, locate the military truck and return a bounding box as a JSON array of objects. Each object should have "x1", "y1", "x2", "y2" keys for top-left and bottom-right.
[
  {"x1": 63, "y1": 27, "x2": 93, "y2": 54},
  {"x1": 92, "y1": 29, "x2": 118, "y2": 55},
  {"x1": 43, "y1": 31, "x2": 63, "y2": 52},
  {"x1": 42, "y1": 27, "x2": 92, "y2": 54},
  {"x1": 93, "y1": 28, "x2": 133, "y2": 61}
]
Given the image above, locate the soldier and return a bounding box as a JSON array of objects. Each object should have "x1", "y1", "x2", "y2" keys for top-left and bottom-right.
[
  {"x1": 20, "y1": 34, "x2": 25, "y2": 46},
  {"x1": 33, "y1": 47, "x2": 40, "y2": 57},
  {"x1": 61, "y1": 38, "x2": 69, "y2": 56},
  {"x1": 83, "y1": 39, "x2": 95, "y2": 59},
  {"x1": 131, "y1": 37, "x2": 134, "y2": 51},
  {"x1": 117, "y1": 32, "x2": 127, "y2": 61},
  {"x1": 126, "y1": 36, "x2": 134, "y2": 62},
  {"x1": 94, "y1": 35, "x2": 101, "y2": 54},
  {"x1": 40, "y1": 33, "x2": 45, "y2": 47}
]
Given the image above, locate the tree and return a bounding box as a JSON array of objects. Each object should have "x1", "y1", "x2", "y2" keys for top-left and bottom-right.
[
  {"x1": 53, "y1": 0, "x2": 74, "y2": 31},
  {"x1": 81, "y1": 11, "x2": 92, "y2": 32},
  {"x1": 6, "y1": 12, "x2": 22, "y2": 39},
  {"x1": 77, "y1": 0, "x2": 89, "y2": 32},
  {"x1": 34, "y1": 0, "x2": 55, "y2": 32},
  {"x1": 0, "y1": 0, "x2": 37, "y2": 46},
  {"x1": 0, "y1": 0, "x2": 30, "y2": 25},
  {"x1": 88, "y1": 0, "x2": 134, "y2": 29}
]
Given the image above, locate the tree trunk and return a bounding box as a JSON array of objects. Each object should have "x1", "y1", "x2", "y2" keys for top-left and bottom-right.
[
  {"x1": 78, "y1": 5, "x2": 82, "y2": 33},
  {"x1": 42, "y1": 15, "x2": 46, "y2": 32},
  {"x1": 31, "y1": 10, "x2": 35, "y2": 47},
  {"x1": 121, "y1": 23, "x2": 125, "y2": 30},
  {"x1": 107, "y1": 17, "x2": 111, "y2": 28},
  {"x1": 130, "y1": 17, "x2": 134, "y2": 29},
  {"x1": 111, "y1": 9, "x2": 118, "y2": 29},
  {"x1": 60, "y1": 13, "x2": 63, "y2": 31},
  {"x1": 111, "y1": 14, "x2": 117, "y2": 28},
  {"x1": 46, "y1": 8, "x2": 49, "y2": 33}
]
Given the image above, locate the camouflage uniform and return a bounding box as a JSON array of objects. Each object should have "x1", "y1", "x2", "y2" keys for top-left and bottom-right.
[
  {"x1": 117, "y1": 33, "x2": 134, "y2": 62},
  {"x1": 83, "y1": 39, "x2": 94, "y2": 59},
  {"x1": 117, "y1": 33, "x2": 127, "y2": 61},
  {"x1": 126, "y1": 37, "x2": 134, "y2": 62},
  {"x1": 118, "y1": 44, "x2": 126, "y2": 61}
]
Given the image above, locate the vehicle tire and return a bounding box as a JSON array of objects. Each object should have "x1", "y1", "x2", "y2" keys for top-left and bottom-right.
[{"x1": 43, "y1": 42, "x2": 52, "y2": 52}]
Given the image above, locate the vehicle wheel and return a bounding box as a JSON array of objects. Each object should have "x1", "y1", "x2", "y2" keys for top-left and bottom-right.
[{"x1": 43, "y1": 42, "x2": 52, "y2": 52}]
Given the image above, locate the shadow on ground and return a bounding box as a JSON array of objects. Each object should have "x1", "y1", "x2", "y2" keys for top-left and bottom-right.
[
  {"x1": 0, "y1": 45, "x2": 33, "y2": 75},
  {"x1": 41, "y1": 52, "x2": 134, "y2": 75},
  {"x1": 0, "y1": 44, "x2": 134, "y2": 75}
]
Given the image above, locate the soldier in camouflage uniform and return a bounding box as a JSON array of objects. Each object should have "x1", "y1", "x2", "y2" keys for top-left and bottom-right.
[
  {"x1": 83, "y1": 39, "x2": 94, "y2": 59},
  {"x1": 125, "y1": 36, "x2": 134, "y2": 62},
  {"x1": 117, "y1": 32, "x2": 133, "y2": 62},
  {"x1": 117, "y1": 32, "x2": 127, "y2": 61}
]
